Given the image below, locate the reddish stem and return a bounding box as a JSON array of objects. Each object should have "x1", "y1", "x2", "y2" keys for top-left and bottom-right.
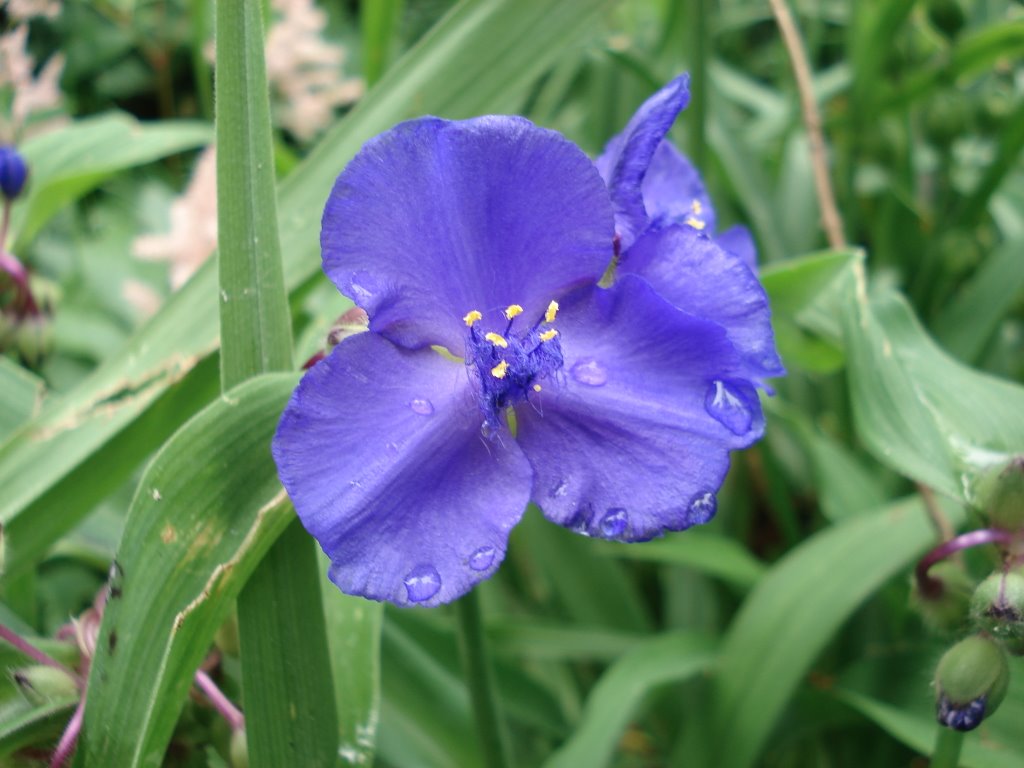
[
  {"x1": 49, "y1": 695, "x2": 84, "y2": 768},
  {"x1": 0, "y1": 624, "x2": 81, "y2": 684},
  {"x1": 194, "y1": 669, "x2": 245, "y2": 732},
  {"x1": 915, "y1": 528, "x2": 1015, "y2": 598}
]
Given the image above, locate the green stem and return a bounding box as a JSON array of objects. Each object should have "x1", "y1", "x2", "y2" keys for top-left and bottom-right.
[
  {"x1": 455, "y1": 589, "x2": 512, "y2": 768},
  {"x1": 931, "y1": 726, "x2": 964, "y2": 768},
  {"x1": 686, "y1": 0, "x2": 707, "y2": 172}
]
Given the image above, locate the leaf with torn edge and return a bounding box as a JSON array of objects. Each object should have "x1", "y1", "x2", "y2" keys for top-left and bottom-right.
[{"x1": 77, "y1": 373, "x2": 298, "y2": 768}]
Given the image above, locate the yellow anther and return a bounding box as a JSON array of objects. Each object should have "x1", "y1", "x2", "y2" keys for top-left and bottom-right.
[
  {"x1": 532, "y1": 384, "x2": 542, "y2": 392},
  {"x1": 545, "y1": 300, "x2": 559, "y2": 323},
  {"x1": 685, "y1": 216, "x2": 706, "y2": 231},
  {"x1": 691, "y1": 199, "x2": 703, "y2": 215},
  {"x1": 484, "y1": 332, "x2": 508, "y2": 348},
  {"x1": 463, "y1": 310, "x2": 482, "y2": 327},
  {"x1": 539, "y1": 329, "x2": 559, "y2": 342},
  {"x1": 491, "y1": 360, "x2": 509, "y2": 379},
  {"x1": 504, "y1": 304, "x2": 524, "y2": 320}
]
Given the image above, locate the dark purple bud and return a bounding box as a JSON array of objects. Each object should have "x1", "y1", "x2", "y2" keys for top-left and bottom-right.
[
  {"x1": 971, "y1": 569, "x2": 1024, "y2": 643},
  {"x1": 934, "y1": 634, "x2": 1009, "y2": 731},
  {"x1": 0, "y1": 146, "x2": 29, "y2": 200}
]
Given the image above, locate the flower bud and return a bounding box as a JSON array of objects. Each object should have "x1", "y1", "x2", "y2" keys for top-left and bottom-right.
[
  {"x1": 971, "y1": 570, "x2": 1024, "y2": 642},
  {"x1": 230, "y1": 728, "x2": 248, "y2": 768},
  {"x1": 934, "y1": 634, "x2": 1010, "y2": 731},
  {"x1": 910, "y1": 561, "x2": 972, "y2": 633},
  {"x1": 0, "y1": 146, "x2": 29, "y2": 200},
  {"x1": 974, "y1": 456, "x2": 1024, "y2": 530},
  {"x1": 12, "y1": 665, "x2": 78, "y2": 705},
  {"x1": 13, "y1": 313, "x2": 53, "y2": 368},
  {"x1": 214, "y1": 612, "x2": 240, "y2": 657}
]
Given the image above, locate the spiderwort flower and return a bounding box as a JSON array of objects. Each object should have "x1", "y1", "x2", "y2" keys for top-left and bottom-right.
[{"x1": 273, "y1": 99, "x2": 780, "y2": 607}]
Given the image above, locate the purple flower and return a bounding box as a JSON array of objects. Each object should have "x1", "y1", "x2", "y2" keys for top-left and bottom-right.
[
  {"x1": 595, "y1": 73, "x2": 758, "y2": 269},
  {"x1": 272, "y1": 86, "x2": 781, "y2": 607}
]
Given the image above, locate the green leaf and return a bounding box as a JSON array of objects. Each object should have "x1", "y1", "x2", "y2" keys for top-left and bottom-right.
[
  {"x1": 543, "y1": 631, "x2": 717, "y2": 768},
  {"x1": 769, "y1": 401, "x2": 888, "y2": 522},
  {"x1": 712, "y1": 495, "x2": 966, "y2": 768},
  {"x1": 361, "y1": 0, "x2": 404, "y2": 86},
  {"x1": 841, "y1": 265, "x2": 1024, "y2": 499},
  {"x1": 593, "y1": 530, "x2": 766, "y2": 589},
  {"x1": 758, "y1": 248, "x2": 860, "y2": 372},
  {"x1": 0, "y1": 697, "x2": 78, "y2": 758},
  {"x1": 487, "y1": 621, "x2": 643, "y2": 662},
  {"x1": 321, "y1": 564, "x2": 383, "y2": 767},
  {"x1": 78, "y1": 373, "x2": 298, "y2": 767},
  {"x1": 214, "y1": 3, "x2": 336, "y2": 765},
  {"x1": 12, "y1": 113, "x2": 211, "y2": 251},
  {"x1": 0, "y1": 359, "x2": 43, "y2": 443},
  {"x1": 934, "y1": 238, "x2": 1024, "y2": 364}
]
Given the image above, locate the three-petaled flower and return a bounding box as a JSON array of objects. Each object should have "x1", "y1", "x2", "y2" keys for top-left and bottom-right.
[{"x1": 272, "y1": 74, "x2": 783, "y2": 606}]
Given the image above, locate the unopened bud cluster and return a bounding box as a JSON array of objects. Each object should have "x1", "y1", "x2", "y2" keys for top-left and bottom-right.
[
  {"x1": 1, "y1": 146, "x2": 57, "y2": 367},
  {"x1": 911, "y1": 456, "x2": 1024, "y2": 732}
]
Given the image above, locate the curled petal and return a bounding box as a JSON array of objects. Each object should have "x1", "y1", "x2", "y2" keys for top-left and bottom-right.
[
  {"x1": 273, "y1": 333, "x2": 534, "y2": 606},
  {"x1": 620, "y1": 225, "x2": 784, "y2": 379},
  {"x1": 322, "y1": 116, "x2": 615, "y2": 352},
  {"x1": 594, "y1": 73, "x2": 690, "y2": 248},
  {"x1": 641, "y1": 141, "x2": 717, "y2": 235},
  {"x1": 516, "y1": 276, "x2": 763, "y2": 541}
]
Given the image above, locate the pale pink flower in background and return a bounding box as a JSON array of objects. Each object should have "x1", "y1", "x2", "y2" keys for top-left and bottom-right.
[
  {"x1": 121, "y1": 278, "x2": 163, "y2": 320},
  {"x1": 133, "y1": 146, "x2": 218, "y2": 290},
  {"x1": 0, "y1": 23, "x2": 66, "y2": 139},
  {"x1": 4, "y1": 0, "x2": 62, "y2": 21},
  {"x1": 264, "y1": 0, "x2": 364, "y2": 141}
]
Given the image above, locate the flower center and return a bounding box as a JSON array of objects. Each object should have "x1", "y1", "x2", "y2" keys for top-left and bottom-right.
[{"x1": 464, "y1": 301, "x2": 562, "y2": 434}]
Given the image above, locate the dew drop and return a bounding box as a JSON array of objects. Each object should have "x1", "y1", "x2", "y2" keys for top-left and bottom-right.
[
  {"x1": 468, "y1": 546, "x2": 496, "y2": 571},
  {"x1": 599, "y1": 508, "x2": 628, "y2": 537},
  {"x1": 349, "y1": 272, "x2": 375, "y2": 303},
  {"x1": 704, "y1": 380, "x2": 753, "y2": 435},
  {"x1": 409, "y1": 398, "x2": 434, "y2": 416},
  {"x1": 403, "y1": 565, "x2": 441, "y2": 603},
  {"x1": 571, "y1": 358, "x2": 608, "y2": 387},
  {"x1": 689, "y1": 491, "x2": 717, "y2": 524}
]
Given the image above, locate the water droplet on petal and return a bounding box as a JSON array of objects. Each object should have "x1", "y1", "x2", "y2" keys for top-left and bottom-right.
[
  {"x1": 600, "y1": 508, "x2": 628, "y2": 537},
  {"x1": 468, "y1": 546, "x2": 496, "y2": 571},
  {"x1": 409, "y1": 398, "x2": 434, "y2": 415},
  {"x1": 689, "y1": 491, "x2": 717, "y2": 524},
  {"x1": 348, "y1": 271, "x2": 376, "y2": 304},
  {"x1": 571, "y1": 358, "x2": 608, "y2": 387},
  {"x1": 403, "y1": 565, "x2": 441, "y2": 602},
  {"x1": 704, "y1": 380, "x2": 753, "y2": 436}
]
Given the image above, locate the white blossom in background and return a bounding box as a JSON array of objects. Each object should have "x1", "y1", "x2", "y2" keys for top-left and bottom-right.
[
  {"x1": 264, "y1": 0, "x2": 363, "y2": 141},
  {"x1": 135, "y1": 0, "x2": 363, "y2": 298},
  {"x1": 3, "y1": 0, "x2": 61, "y2": 22},
  {"x1": 121, "y1": 278, "x2": 163, "y2": 320},
  {"x1": 0, "y1": 23, "x2": 66, "y2": 139},
  {"x1": 133, "y1": 146, "x2": 218, "y2": 290}
]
